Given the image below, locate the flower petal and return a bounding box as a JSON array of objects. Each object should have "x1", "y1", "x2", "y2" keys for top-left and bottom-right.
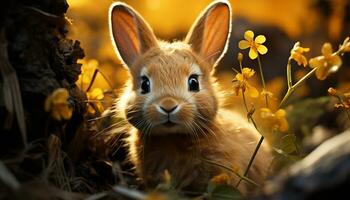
[
  {"x1": 238, "y1": 40, "x2": 250, "y2": 50},
  {"x1": 255, "y1": 35, "x2": 266, "y2": 44},
  {"x1": 330, "y1": 55, "x2": 342, "y2": 68},
  {"x1": 61, "y1": 105, "x2": 73, "y2": 120},
  {"x1": 249, "y1": 48, "x2": 258, "y2": 60},
  {"x1": 315, "y1": 66, "x2": 329, "y2": 80},
  {"x1": 260, "y1": 108, "x2": 272, "y2": 118},
  {"x1": 247, "y1": 85, "x2": 259, "y2": 98},
  {"x1": 301, "y1": 56, "x2": 308, "y2": 67},
  {"x1": 242, "y1": 68, "x2": 255, "y2": 77},
  {"x1": 52, "y1": 89, "x2": 69, "y2": 104},
  {"x1": 309, "y1": 57, "x2": 324, "y2": 68},
  {"x1": 235, "y1": 73, "x2": 243, "y2": 82},
  {"x1": 276, "y1": 109, "x2": 286, "y2": 118},
  {"x1": 90, "y1": 88, "x2": 104, "y2": 100},
  {"x1": 257, "y1": 45, "x2": 268, "y2": 55},
  {"x1": 279, "y1": 118, "x2": 289, "y2": 132},
  {"x1": 321, "y1": 43, "x2": 333, "y2": 57},
  {"x1": 244, "y1": 30, "x2": 254, "y2": 41}
]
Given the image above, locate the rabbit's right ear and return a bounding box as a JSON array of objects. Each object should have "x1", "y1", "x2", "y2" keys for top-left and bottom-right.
[{"x1": 109, "y1": 2, "x2": 158, "y2": 68}]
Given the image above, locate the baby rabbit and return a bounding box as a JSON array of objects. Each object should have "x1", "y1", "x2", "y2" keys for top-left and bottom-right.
[{"x1": 109, "y1": 0, "x2": 271, "y2": 195}]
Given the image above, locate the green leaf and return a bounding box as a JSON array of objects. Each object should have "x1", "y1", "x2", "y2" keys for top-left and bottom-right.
[
  {"x1": 207, "y1": 184, "x2": 244, "y2": 200},
  {"x1": 281, "y1": 134, "x2": 298, "y2": 154}
]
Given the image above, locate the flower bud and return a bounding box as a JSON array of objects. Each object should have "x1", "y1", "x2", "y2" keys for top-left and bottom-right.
[
  {"x1": 327, "y1": 87, "x2": 338, "y2": 96},
  {"x1": 237, "y1": 53, "x2": 243, "y2": 62}
]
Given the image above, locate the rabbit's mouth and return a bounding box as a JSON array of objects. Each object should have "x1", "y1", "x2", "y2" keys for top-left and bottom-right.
[{"x1": 162, "y1": 120, "x2": 177, "y2": 127}]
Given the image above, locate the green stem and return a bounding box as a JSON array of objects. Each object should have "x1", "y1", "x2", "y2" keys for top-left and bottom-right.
[
  {"x1": 201, "y1": 158, "x2": 260, "y2": 187},
  {"x1": 280, "y1": 41, "x2": 347, "y2": 108},
  {"x1": 242, "y1": 91, "x2": 249, "y2": 114},
  {"x1": 257, "y1": 55, "x2": 269, "y2": 107},
  {"x1": 235, "y1": 55, "x2": 265, "y2": 188},
  {"x1": 236, "y1": 135, "x2": 264, "y2": 187},
  {"x1": 286, "y1": 58, "x2": 293, "y2": 88},
  {"x1": 239, "y1": 59, "x2": 250, "y2": 114},
  {"x1": 279, "y1": 68, "x2": 317, "y2": 108},
  {"x1": 293, "y1": 67, "x2": 317, "y2": 90}
]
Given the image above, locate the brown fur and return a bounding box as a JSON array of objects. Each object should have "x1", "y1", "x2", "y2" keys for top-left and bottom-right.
[{"x1": 109, "y1": 1, "x2": 272, "y2": 195}]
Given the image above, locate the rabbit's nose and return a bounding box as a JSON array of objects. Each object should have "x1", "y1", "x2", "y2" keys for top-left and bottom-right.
[
  {"x1": 158, "y1": 98, "x2": 179, "y2": 114},
  {"x1": 160, "y1": 105, "x2": 178, "y2": 113}
]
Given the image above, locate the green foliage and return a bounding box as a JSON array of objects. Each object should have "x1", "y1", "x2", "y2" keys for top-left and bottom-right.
[
  {"x1": 206, "y1": 183, "x2": 244, "y2": 200},
  {"x1": 286, "y1": 97, "x2": 331, "y2": 136}
]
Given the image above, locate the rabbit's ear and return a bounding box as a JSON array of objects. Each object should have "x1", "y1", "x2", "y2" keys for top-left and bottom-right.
[
  {"x1": 109, "y1": 2, "x2": 158, "y2": 68},
  {"x1": 185, "y1": 1, "x2": 232, "y2": 69}
]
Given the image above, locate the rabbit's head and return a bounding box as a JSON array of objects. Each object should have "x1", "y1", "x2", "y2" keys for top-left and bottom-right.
[{"x1": 109, "y1": 1, "x2": 231, "y2": 135}]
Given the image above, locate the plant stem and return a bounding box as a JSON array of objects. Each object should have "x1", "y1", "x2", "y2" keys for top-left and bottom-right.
[
  {"x1": 239, "y1": 59, "x2": 250, "y2": 114},
  {"x1": 236, "y1": 135, "x2": 264, "y2": 187},
  {"x1": 257, "y1": 55, "x2": 268, "y2": 107},
  {"x1": 236, "y1": 56, "x2": 265, "y2": 188},
  {"x1": 242, "y1": 91, "x2": 249, "y2": 114},
  {"x1": 286, "y1": 58, "x2": 293, "y2": 88},
  {"x1": 279, "y1": 67, "x2": 317, "y2": 108},
  {"x1": 201, "y1": 158, "x2": 260, "y2": 187}
]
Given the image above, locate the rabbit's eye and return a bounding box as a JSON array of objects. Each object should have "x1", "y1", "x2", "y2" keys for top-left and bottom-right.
[
  {"x1": 141, "y1": 76, "x2": 150, "y2": 94},
  {"x1": 188, "y1": 74, "x2": 199, "y2": 92}
]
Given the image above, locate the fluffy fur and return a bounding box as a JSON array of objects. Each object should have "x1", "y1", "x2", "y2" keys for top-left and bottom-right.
[{"x1": 109, "y1": 1, "x2": 272, "y2": 195}]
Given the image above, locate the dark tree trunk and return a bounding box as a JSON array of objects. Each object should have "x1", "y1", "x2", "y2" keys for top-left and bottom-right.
[{"x1": 0, "y1": 0, "x2": 85, "y2": 151}]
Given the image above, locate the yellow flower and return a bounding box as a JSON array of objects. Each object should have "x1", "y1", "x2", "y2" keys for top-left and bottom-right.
[
  {"x1": 76, "y1": 59, "x2": 99, "y2": 89},
  {"x1": 290, "y1": 42, "x2": 310, "y2": 67},
  {"x1": 45, "y1": 88, "x2": 72, "y2": 121},
  {"x1": 261, "y1": 89, "x2": 274, "y2": 100},
  {"x1": 260, "y1": 108, "x2": 289, "y2": 132},
  {"x1": 342, "y1": 37, "x2": 350, "y2": 52},
  {"x1": 232, "y1": 68, "x2": 259, "y2": 98},
  {"x1": 210, "y1": 173, "x2": 230, "y2": 185},
  {"x1": 86, "y1": 88, "x2": 104, "y2": 115},
  {"x1": 328, "y1": 87, "x2": 350, "y2": 109},
  {"x1": 238, "y1": 30, "x2": 268, "y2": 60},
  {"x1": 309, "y1": 43, "x2": 342, "y2": 80}
]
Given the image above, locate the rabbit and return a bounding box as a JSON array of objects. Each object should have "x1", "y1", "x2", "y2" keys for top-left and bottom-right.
[{"x1": 108, "y1": 0, "x2": 272, "y2": 195}]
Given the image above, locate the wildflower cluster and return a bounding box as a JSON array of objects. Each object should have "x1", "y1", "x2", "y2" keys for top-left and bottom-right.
[{"x1": 231, "y1": 30, "x2": 350, "y2": 189}]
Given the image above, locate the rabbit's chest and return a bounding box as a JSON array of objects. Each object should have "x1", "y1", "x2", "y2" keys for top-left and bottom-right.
[{"x1": 129, "y1": 133, "x2": 216, "y2": 190}]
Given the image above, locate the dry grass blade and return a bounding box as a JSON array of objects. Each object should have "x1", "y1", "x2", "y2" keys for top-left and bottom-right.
[
  {"x1": 0, "y1": 30, "x2": 27, "y2": 146},
  {"x1": 0, "y1": 161, "x2": 20, "y2": 190},
  {"x1": 44, "y1": 134, "x2": 72, "y2": 192},
  {"x1": 85, "y1": 192, "x2": 108, "y2": 200},
  {"x1": 112, "y1": 186, "x2": 146, "y2": 200}
]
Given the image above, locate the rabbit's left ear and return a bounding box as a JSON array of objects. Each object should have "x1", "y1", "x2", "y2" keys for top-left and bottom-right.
[{"x1": 185, "y1": 1, "x2": 232, "y2": 69}]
